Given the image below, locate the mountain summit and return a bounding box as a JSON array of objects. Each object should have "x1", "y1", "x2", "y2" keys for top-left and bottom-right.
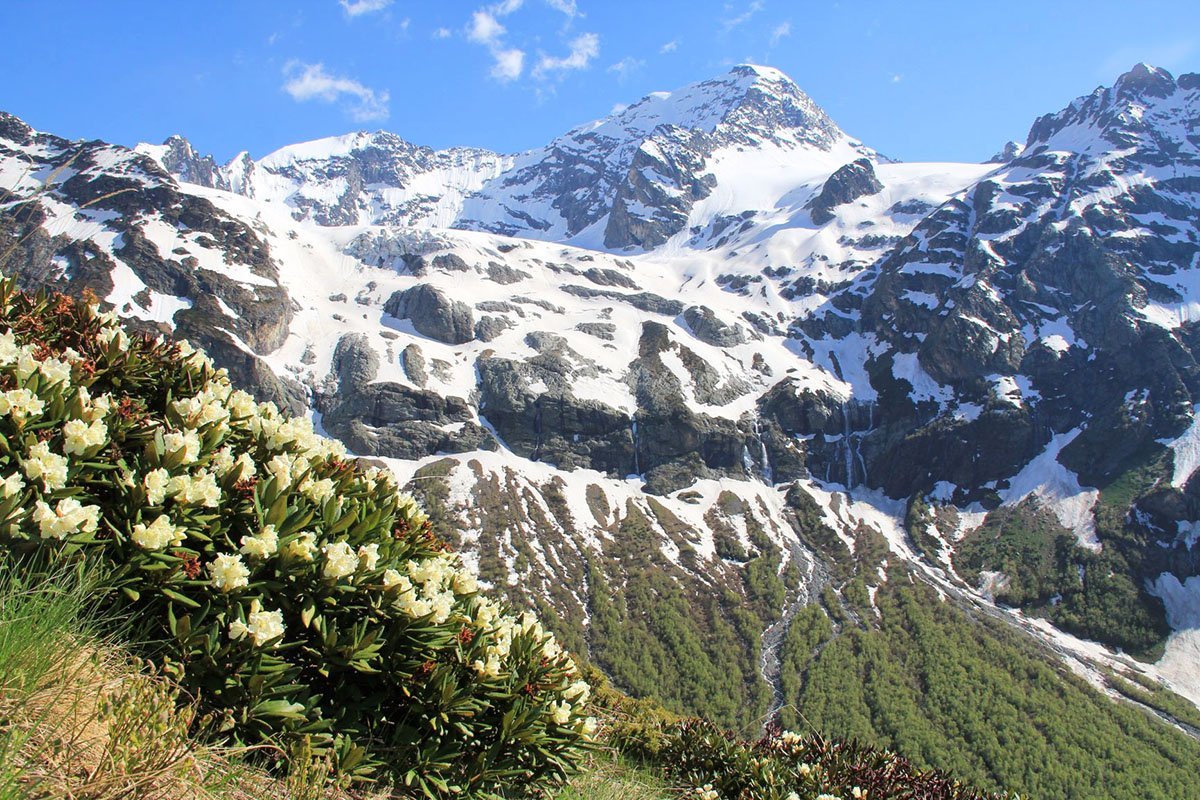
[{"x1": 140, "y1": 65, "x2": 873, "y2": 251}]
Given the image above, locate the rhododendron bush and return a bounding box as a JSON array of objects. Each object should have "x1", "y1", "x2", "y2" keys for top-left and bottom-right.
[{"x1": 0, "y1": 280, "x2": 593, "y2": 798}]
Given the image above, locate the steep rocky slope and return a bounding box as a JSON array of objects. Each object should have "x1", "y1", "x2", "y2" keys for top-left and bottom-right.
[{"x1": 3, "y1": 64, "x2": 1200, "y2": 749}]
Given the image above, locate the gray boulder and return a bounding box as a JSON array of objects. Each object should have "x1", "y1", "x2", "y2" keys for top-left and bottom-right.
[
  {"x1": 384, "y1": 284, "x2": 475, "y2": 345},
  {"x1": 682, "y1": 305, "x2": 746, "y2": 347}
]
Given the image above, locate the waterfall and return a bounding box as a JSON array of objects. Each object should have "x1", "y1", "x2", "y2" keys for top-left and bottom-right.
[
  {"x1": 630, "y1": 417, "x2": 640, "y2": 475},
  {"x1": 841, "y1": 401, "x2": 855, "y2": 487},
  {"x1": 756, "y1": 419, "x2": 773, "y2": 485}
]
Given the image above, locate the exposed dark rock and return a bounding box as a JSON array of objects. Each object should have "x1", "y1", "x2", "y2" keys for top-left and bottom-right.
[
  {"x1": 331, "y1": 333, "x2": 380, "y2": 389},
  {"x1": 475, "y1": 315, "x2": 513, "y2": 342},
  {"x1": 561, "y1": 285, "x2": 684, "y2": 316},
  {"x1": 583, "y1": 267, "x2": 639, "y2": 289},
  {"x1": 682, "y1": 305, "x2": 747, "y2": 347},
  {"x1": 384, "y1": 284, "x2": 475, "y2": 344},
  {"x1": 400, "y1": 343, "x2": 428, "y2": 387},
  {"x1": 806, "y1": 158, "x2": 883, "y2": 224},
  {"x1": 486, "y1": 262, "x2": 531, "y2": 284},
  {"x1": 576, "y1": 322, "x2": 616, "y2": 340}
]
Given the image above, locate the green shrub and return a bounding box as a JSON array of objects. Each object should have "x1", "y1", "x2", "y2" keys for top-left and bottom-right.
[
  {"x1": 0, "y1": 280, "x2": 594, "y2": 798},
  {"x1": 646, "y1": 720, "x2": 1005, "y2": 800}
]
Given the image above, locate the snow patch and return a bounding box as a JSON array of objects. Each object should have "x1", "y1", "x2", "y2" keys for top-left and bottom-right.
[{"x1": 999, "y1": 429, "x2": 1100, "y2": 551}]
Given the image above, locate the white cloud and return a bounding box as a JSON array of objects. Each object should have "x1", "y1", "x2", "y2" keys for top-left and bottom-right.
[
  {"x1": 282, "y1": 61, "x2": 389, "y2": 121},
  {"x1": 399, "y1": 17, "x2": 410, "y2": 32},
  {"x1": 891, "y1": 73, "x2": 902, "y2": 83},
  {"x1": 611, "y1": 102, "x2": 629, "y2": 115},
  {"x1": 339, "y1": 0, "x2": 392, "y2": 17},
  {"x1": 544, "y1": 0, "x2": 578, "y2": 16},
  {"x1": 469, "y1": 10, "x2": 506, "y2": 44},
  {"x1": 660, "y1": 39, "x2": 679, "y2": 54},
  {"x1": 608, "y1": 56, "x2": 644, "y2": 80},
  {"x1": 465, "y1": 1, "x2": 586, "y2": 84},
  {"x1": 533, "y1": 32, "x2": 599, "y2": 78},
  {"x1": 433, "y1": 27, "x2": 452, "y2": 39},
  {"x1": 723, "y1": 0, "x2": 764, "y2": 31},
  {"x1": 492, "y1": 48, "x2": 526, "y2": 82},
  {"x1": 769, "y1": 21, "x2": 791, "y2": 47}
]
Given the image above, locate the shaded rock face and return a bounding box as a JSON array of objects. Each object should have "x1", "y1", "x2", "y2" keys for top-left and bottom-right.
[
  {"x1": 683, "y1": 305, "x2": 747, "y2": 347},
  {"x1": 154, "y1": 136, "x2": 231, "y2": 191},
  {"x1": 477, "y1": 336, "x2": 634, "y2": 474},
  {"x1": 795, "y1": 64, "x2": 1200, "y2": 501},
  {"x1": 384, "y1": 284, "x2": 474, "y2": 345},
  {"x1": 625, "y1": 322, "x2": 756, "y2": 494},
  {"x1": 806, "y1": 158, "x2": 883, "y2": 224},
  {"x1": 318, "y1": 335, "x2": 494, "y2": 459}
]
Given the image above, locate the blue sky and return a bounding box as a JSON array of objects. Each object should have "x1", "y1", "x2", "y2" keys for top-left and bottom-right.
[{"x1": 2, "y1": 1, "x2": 1198, "y2": 163}]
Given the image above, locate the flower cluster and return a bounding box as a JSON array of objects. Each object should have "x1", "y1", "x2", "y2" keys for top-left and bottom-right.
[{"x1": 0, "y1": 284, "x2": 593, "y2": 798}]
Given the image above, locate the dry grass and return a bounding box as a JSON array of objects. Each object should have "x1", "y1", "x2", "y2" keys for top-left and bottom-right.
[
  {"x1": 4, "y1": 640, "x2": 270, "y2": 799},
  {"x1": 0, "y1": 566, "x2": 389, "y2": 800},
  {"x1": 555, "y1": 751, "x2": 673, "y2": 800}
]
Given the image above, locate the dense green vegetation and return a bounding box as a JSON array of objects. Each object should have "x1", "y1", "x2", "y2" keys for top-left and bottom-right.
[
  {"x1": 955, "y1": 500, "x2": 1078, "y2": 606},
  {"x1": 585, "y1": 501, "x2": 772, "y2": 729},
  {"x1": 954, "y1": 441, "x2": 1173, "y2": 656},
  {"x1": 777, "y1": 575, "x2": 1200, "y2": 799}
]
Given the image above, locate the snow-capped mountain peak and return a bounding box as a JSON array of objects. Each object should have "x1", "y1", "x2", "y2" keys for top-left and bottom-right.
[
  {"x1": 574, "y1": 63, "x2": 845, "y2": 152},
  {"x1": 1024, "y1": 63, "x2": 1199, "y2": 155}
]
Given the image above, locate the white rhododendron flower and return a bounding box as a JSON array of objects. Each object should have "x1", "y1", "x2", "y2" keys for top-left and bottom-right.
[
  {"x1": 23, "y1": 441, "x2": 68, "y2": 490},
  {"x1": 579, "y1": 717, "x2": 598, "y2": 738},
  {"x1": 0, "y1": 330, "x2": 18, "y2": 364},
  {"x1": 549, "y1": 700, "x2": 571, "y2": 725},
  {"x1": 37, "y1": 356, "x2": 72, "y2": 386},
  {"x1": 15, "y1": 348, "x2": 38, "y2": 381},
  {"x1": 229, "y1": 601, "x2": 286, "y2": 646},
  {"x1": 240, "y1": 525, "x2": 279, "y2": 559},
  {"x1": 0, "y1": 387, "x2": 45, "y2": 421},
  {"x1": 171, "y1": 388, "x2": 231, "y2": 430},
  {"x1": 233, "y1": 452, "x2": 256, "y2": 481},
  {"x1": 143, "y1": 468, "x2": 171, "y2": 505},
  {"x1": 322, "y1": 540, "x2": 358, "y2": 579},
  {"x1": 382, "y1": 568, "x2": 406, "y2": 590},
  {"x1": 62, "y1": 418, "x2": 107, "y2": 455},
  {"x1": 542, "y1": 636, "x2": 562, "y2": 661},
  {"x1": 429, "y1": 592, "x2": 454, "y2": 624},
  {"x1": 162, "y1": 428, "x2": 202, "y2": 464},
  {"x1": 210, "y1": 446, "x2": 235, "y2": 476},
  {"x1": 227, "y1": 389, "x2": 256, "y2": 419},
  {"x1": 357, "y1": 543, "x2": 380, "y2": 571},
  {"x1": 564, "y1": 680, "x2": 590, "y2": 703},
  {"x1": 0, "y1": 472, "x2": 24, "y2": 497},
  {"x1": 452, "y1": 569, "x2": 478, "y2": 595},
  {"x1": 32, "y1": 497, "x2": 101, "y2": 540},
  {"x1": 472, "y1": 652, "x2": 503, "y2": 677},
  {"x1": 210, "y1": 553, "x2": 250, "y2": 591},
  {"x1": 169, "y1": 471, "x2": 221, "y2": 507},
  {"x1": 96, "y1": 325, "x2": 128, "y2": 350},
  {"x1": 300, "y1": 476, "x2": 335, "y2": 504},
  {"x1": 286, "y1": 531, "x2": 318, "y2": 561},
  {"x1": 131, "y1": 515, "x2": 185, "y2": 550}
]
